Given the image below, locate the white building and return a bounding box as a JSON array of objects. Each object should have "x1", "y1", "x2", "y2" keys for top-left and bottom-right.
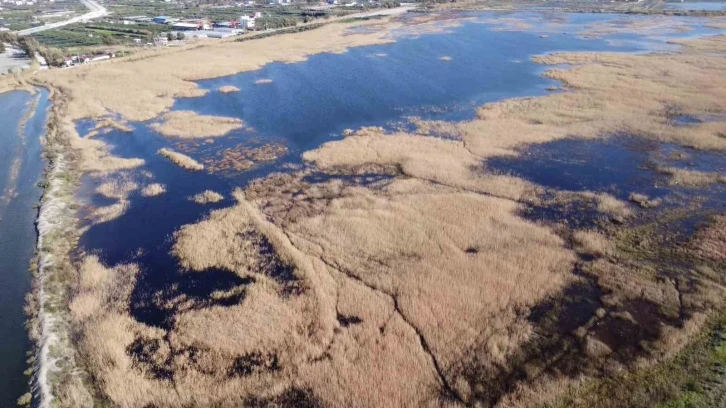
[{"x1": 239, "y1": 15, "x2": 255, "y2": 29}]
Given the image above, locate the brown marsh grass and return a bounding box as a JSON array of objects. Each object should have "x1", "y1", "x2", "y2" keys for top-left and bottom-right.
[
  {"x1": 157, "y1": 148, "x2": 204, "y2": 171},
  {"x1": 218, "y1": 85, "x2": 241, "y2": 93},
  {"x1": 95, "y1": 179, "x2": 139, "y2": 200},
  {"x1": 628, "y1": 192, "x2": 662, "y2": 208},
  {"x1": 659, "y1": 166, "x2": 726, "y2": 187},
  {"x1": 203, "y1": 143, "x2": 288, "y2": 173},
  {"x1": 189, "y1": 190, "x2": 224, "y2": 204},
  {"x1": 149, "y1": 111, "x2": 246, "y2": 139},
  {"x1": 141, "y1": 183, "x2": 166, "y2": 197}
]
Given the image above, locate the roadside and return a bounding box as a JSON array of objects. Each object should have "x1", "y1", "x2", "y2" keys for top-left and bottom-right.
[{"x1": 14, "y1": 0, "x2": 108, "y2": 37}]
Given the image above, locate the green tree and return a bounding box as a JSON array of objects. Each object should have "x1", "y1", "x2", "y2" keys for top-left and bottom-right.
[
  {"x1": 0, "y1": 42, "x2": 5, "y2": 53},
  {"x1": 166, "y1": 32, "x2": 174, "y2": 41},
  {"x1": 18, "y1": 36, "x2": 39, "y2": 56},
  {"x1": 176, "y1": 31, "x2": 185, "y2": 40}
]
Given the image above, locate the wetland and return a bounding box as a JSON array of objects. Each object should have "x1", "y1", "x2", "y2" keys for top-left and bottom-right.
[{"x1": 1, "y1": 8, "x2": 725, "y2": 408}]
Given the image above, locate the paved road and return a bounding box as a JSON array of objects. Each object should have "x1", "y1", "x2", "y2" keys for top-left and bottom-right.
[{"x1": 15, "y1": 0, "x2": 108, "y2": 36}]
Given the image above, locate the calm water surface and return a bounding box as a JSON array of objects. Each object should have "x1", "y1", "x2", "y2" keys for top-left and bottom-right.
[{"x1": 0, "y1": 89, "x2": 49, "y2": 407}]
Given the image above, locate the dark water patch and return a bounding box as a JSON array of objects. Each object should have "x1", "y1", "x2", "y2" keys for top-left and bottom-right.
[
  {"x1": 672, "y1": 114, "x2": 703, "y2": 126},
  {"x1": 244, "y1": 387, "x2": 322, "y2": 408},
  {"x1": 522, "y1": 196, "x2": 607, "y2": 230},
  {"x1": 229, "y1": 351, "x2": 280, "y2": 378},
  {"x1": 487, "y1": 136, "x2": 726, "y2": 232},
  {"x1": 133, "y1": 266, "x2": 252, "y2": 329},
  {"x1": 450, "y1": 271, "x2": 683, "y2": 406},
  {"x1": 303, "y1": 171, "x2": 396, "y2": 188},
  {"x1": 529, "y1": 277, "x2": 603, "y2": 336},
  {"x1": 127, "y1": 337, "x2": 175, "y2": 381},
  {"x1": 74, "y1": 118, "x2": 97, "y2": 137},
  {"x1": 337, "y1": 314, "x2": 363, "y2": 327},
  {"x1": 488, "y1": 136, "x2": 670, "y2": 198},
  {"x1": 0, "y1": 89, "x2": 49, "y2": 407}
]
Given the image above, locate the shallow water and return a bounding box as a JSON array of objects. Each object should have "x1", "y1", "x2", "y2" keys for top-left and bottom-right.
[
  {"x1": 487, "y1": 136, "x2": 726, "y2": 230},
  {"x1": 0, "y1": 89, "x2": 49, "y2": 407},
  {"x1": 75, "y1": 10, "x2": 725, "y2": 346}
]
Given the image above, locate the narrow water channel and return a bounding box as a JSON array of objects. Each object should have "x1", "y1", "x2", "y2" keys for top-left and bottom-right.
[{"x1": 0, "y1": 89, "x2": 50, "y2": 407}]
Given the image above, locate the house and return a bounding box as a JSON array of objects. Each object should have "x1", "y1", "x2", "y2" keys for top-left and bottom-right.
[
  {"x1": 239, "y1": 15, "x2": 255, "y2": 29},
  {"x1": 243, "y1": 0, "x2": 255, "y2": 5},
  {"x1": 213, "y1": 21, "x2": 239, "y2": 29},
  {"x1": 172, "y1": 22, "x2": 200, "y2": 30},
  {"x1": 91, "y1": 54, "x2": 112, "y2": 62},
  {"x1": 153, "y1": 16, "x2": 172, "y2": 24},
  {"x1": 154, "y1": 36, "x2": 169, "y2": 46}
]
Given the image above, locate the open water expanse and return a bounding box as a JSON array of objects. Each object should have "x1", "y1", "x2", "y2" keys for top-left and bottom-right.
[
  {"x1": 0, "y1": 89, "x2": 49, "y2": 407},
  {"x1": 0, "y1": 10, "x2": 724, "y2": 405}
]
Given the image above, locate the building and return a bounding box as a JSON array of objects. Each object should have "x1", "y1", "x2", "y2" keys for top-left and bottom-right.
[
  {"x1": 154, "y1": 36, "x2": 169, "y2": 46},
  {"x1": 172, "y1": 22, "x2": 200, "y2": 31},
  {"x1": 189, "y1": 30, "x2": 238, "y2": 39},
  {"x1": 239, "y1": 15, "x2": 255, "y2": 29},
  {"x1": 153, "y1": 16, "x2": 173, "y2": 24}
]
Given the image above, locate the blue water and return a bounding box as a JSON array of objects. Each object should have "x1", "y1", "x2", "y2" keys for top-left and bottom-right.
[
  {"x1": 487, "y1": 136, "x2": 726, "y2": 230},
  {"x1": 0, "y1": 89, "x2": 50, "y2": 407},
  {"x1": 74, "y1": 12, "x2": 725, "y2": 328}
]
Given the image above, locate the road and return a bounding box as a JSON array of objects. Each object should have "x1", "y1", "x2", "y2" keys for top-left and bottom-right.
[{"x1": 15, "y1": 0, "x2": 108, "y2": 36}]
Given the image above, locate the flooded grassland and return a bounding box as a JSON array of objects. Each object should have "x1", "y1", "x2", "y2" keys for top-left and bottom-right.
[{"x1": 15, "y1": 10, "x2": 726, "y2": 408}]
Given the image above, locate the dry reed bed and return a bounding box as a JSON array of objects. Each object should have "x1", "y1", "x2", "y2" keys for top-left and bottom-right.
[
  {"x1": 157, "y1": 148, "x2": 204, "y2": 171},
  {"x1": 189, "y1": 190, "x2": 224, "y2": 204},
  {"x1": 218, "y1": 85, "x2": 240, "y2": 93},
  {"x1": 203, "y1": 143, "x2": 288, "y2": 173},
  {"x1": 149, "y1": 111, "x2": 246, "y2": 139},
  {"x1": 141, "y1": 183, "x2": 166, "y2": 197}
]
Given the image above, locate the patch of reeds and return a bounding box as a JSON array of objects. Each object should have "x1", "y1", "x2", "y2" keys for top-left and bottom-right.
[
  {"x1": 141, "y1": 183, "x2": 166, "y2": 197},
  {"x1": 189, "y1": 190, "x2": 223, "y2": 204},
  {"x1": 219, "y1": 85, "x2": 240, "y2": 93},
  {"x1": 150, "y1": 111, "x2": 246, "y2": 139},
  {"x1": 157, "y1": 148, "x2": 204, "y2": 171}
]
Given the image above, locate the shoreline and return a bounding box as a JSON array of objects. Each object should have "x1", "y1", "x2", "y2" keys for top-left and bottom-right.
[{"x1": 4, "y1": 9, "x2": 725, "y2": 407}]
